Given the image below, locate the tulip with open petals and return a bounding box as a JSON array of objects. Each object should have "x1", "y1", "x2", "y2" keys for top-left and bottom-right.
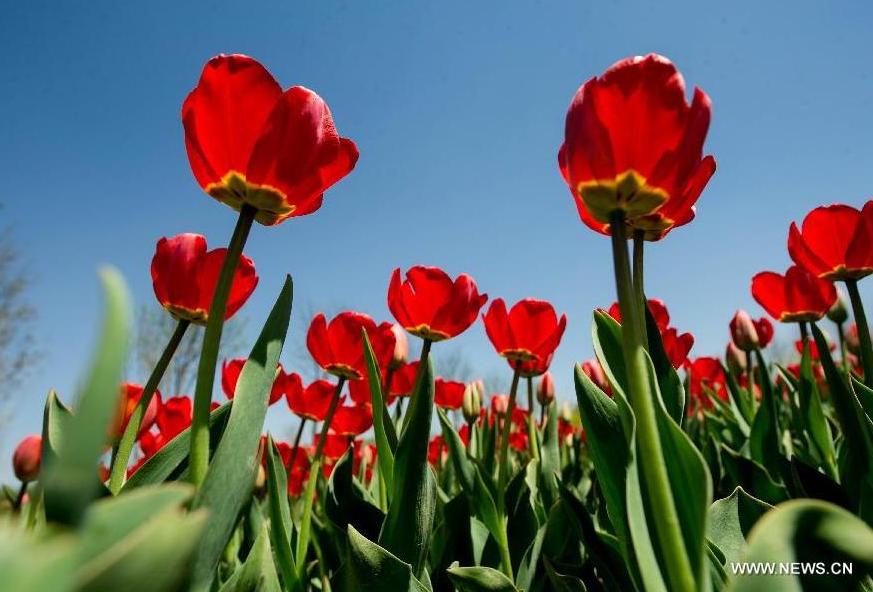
[
  {"x1": 751, "y1": 265, "x2": 837, "y2": 323},
  {"x1": 788, "y1": 201, "x2": 873, "y2": 280}
]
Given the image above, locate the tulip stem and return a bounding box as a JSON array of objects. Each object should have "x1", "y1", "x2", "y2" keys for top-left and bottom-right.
[
  {"x1": 109, "y1": 318, "x2": 190, "y2": 494},
  {"x1": 287, "y1": 418, "x2": 308, "y2": 473},
  {"x1": 846, "y1": 279, "x2": 873, "y2": 388},
  {"x1": 837, "y1": 320, "x2": 849, "y2": 373},
  {"x1": 313, "y1": 378, "x2": 346, "y2": 464},
  {"x1": 526, "y1": 377, "x2": 540, "y2": 461},
  {"x1": 497, "y1": 366, "x2": 522, "y2": 509},
  {"x1": 400, "y1": 339, "x2": 432, "y2": 434},
  {"x1": 610, "y1": 211, "x2": 696, "y2": 592},
  {"x1": 189, "y1": 204, "x2": 257, "y2": 487},
  {"x1": 632, "y1": 229, "x2": 648, "y2": 343},
  {"x1": 12, "y1": 481, "x2": 27, "y2": 512}
]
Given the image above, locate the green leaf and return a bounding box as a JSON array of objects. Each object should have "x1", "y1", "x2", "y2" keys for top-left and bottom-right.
[
  {"x1": 748, "y1": 350, "x2": 781, "y2": 477},
  {"x1": 730, "y1": 499, "x2": 873, "y2": 592},
  {"x1": 812, "y1": 323, "x2": 873, "y2": 520},
  {"x1": 0, "y1": 524, "x2": 75, "y2": 592},
  {"x1": 644, "y1": 301, "x2": 685, "y2": 422},
  {"x1": 797, "y1": 340, "x2": 837, "y2": 477},
  {"x1": 540, "y1": 401, "x2": 560, "y2": 504},
  {"x1": 190, "y1": 276, "x2": 293, "y2": 589},
  {"x1": 75, "y1": 485, "x2": 208, "y2": 592},
  {"x1": 122, "y1": 402, "x2": 232, "y2": 490},
  {"x1": 446, "y1": 564, "x2": 519, "y2": 592},
  {"x1": 334, "y1": 526, "x2": 429, "y2": 592},
  {"x1": 264, "y1": 435, "x2": 298, "y2": 591},
  {"x1": 437, "y1": 408, "x2": 502, "y2": 542},
  {"x1": 707, "y1": 487, "x2": 772, "y2": 566},
  {"x1": 719, "y1": 445, "x2": 789, "y2": 506},
  {"x1": 379, "y1": 357, "x2": 437, "y2": 577},
  {"x1": 324, "y1": 448, "x2": 385, "y2": 542},
  {"x1": 42, "y1": 268, "x2": 131, "y2": 526},
  {"x1": 217, "y1": 521, "x2": 281, "y2": 592},
  {"x1": 543, "y1": 557, "x2": 588, "y2": 592},
  {"x1": 362, "y1": 330, "x2": 395, "y2": 495},
  {"x1": 40, "y1": 390, "x2": 72, "y2": 473}
]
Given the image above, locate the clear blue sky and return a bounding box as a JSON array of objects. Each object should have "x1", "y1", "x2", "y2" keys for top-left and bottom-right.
[{"x1": 2, "y1": 0, "x2": 872, "y2": 477}]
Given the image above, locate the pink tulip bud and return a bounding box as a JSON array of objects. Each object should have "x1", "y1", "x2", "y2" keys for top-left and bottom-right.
[
  {"x1": 730, "y1": 310, "x2": 759, "y2": 351},
  {"x1": 12, "y1": 435, "x2": 41, "y2": 482},
  {"x1": 582, "y1": 359, "x2": 611, "y2": 395},
  {"x1": 725, "y1": 340, "x2": 746, "y2": 373},
  {"x1": 537, "y1": 372, "x2": 555, "y2": 406}
]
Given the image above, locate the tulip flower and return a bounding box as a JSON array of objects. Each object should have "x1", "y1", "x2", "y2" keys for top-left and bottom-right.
[
  {"x1": 685, "y1": 356, "x2": 728, "y2": 413},
  {"x1": 428, "y1": 435, "x2": 448, "y2": 467},
  {"x1": 537, "y1": 372, "x2": 555, "y2": 406},
  {"x1": 751, "y1": 265, "x2": 837, "y2": 323},
  {"x1": 388, "y1": 361, "x2": 419, "y2": 397},
  {"x1": 558, "y1": 54, "x2": 716, "y2": 240},
  {"x1": 183, "y1": 54, "x2": 358, "y2": 226},
  {"x1": 157, "y1": 396, "x2": 194, "y2": 440},
  {"x1": 729, "y1": 310, "x2": 759, "y2": 352},
  {"x1": 483, "y1": 298, "x2": 567, "y2": 368},
  {"x1": 788, "y1": 202, "x2": 873, "y2": 281},
  {"x1": 221, "y1": 358, "x2": 287, "y2": 405},
  {"x1": 434, "y1": 378, "x2": 465, "y2": 410},
  {"x1": 462, "y1": 380, "x2": 484, "y2": 424},
  {"x1": 151, "y1": 234, "x2": 258, "y2": 325},
  {"x1": 312, "y1": 434, "x2": 351, "y2": 460},
  {"x1": 725, "y1": 340, "x2": 746, "y2": 374},
  {"x1": 283, "y1": 379, "x2": 336, "y2": 423},
  {"x1": 389, "y1": 324, "x2": 409, "y2": 369},
  {"x1": 111, "y1": 383, "x2": 161, "y2": 441},
  {"x1": 608, "y1": 298, "x2": 670, "y2": 330},
  {"x1": 329, "y1": 403, "x2": 373, "y2": 436},
  {"x1": 388, "y1": 266, "x2": 488, "y2": 343},
  {"x1": 306, "y1": 311, "x2": 395, "y2": 381},
  {"x1": 12, "y1": 435, "x2": 41, "y2": 483},
  {"x1": 754, "y1": 316, "x2": 774, "y2": 348}
]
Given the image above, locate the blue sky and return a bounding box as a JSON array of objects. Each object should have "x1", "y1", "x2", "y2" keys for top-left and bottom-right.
[{"x1": 2, "y1": 0, "x2": 871, "y2": 478}]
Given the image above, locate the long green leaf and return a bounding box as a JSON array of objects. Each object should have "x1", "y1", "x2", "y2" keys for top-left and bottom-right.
[
  {"x1": 218, "y1": 522, "x2": 281, "y2": 592},
  {"x1": 335, "y1": 526, "x2": 429, "y2": 592},
  {"x1": 797, "y1": 339, "x2": 837, "y2": 477},
  {"x1": 190, "y1": 276, "x2": 293, "y2": 589},
  {"x1": 748, "y1": 350, "x2": 781, "y2": 477},
  {"x1": 446, "y1": 564, "x2": 518, "y2": 592},
  {"x1": 43, "y1": 268, "x2": 131, "y2": 526},
  {"x1": 379, "y1": 357, "x2": 437, "y2": 577},
  {"x1": 362, "y1": 330, "x2": 395, "y2": 495},
  {"x1": 264, "y1": 435, "x2": 298, "y2": 591}
]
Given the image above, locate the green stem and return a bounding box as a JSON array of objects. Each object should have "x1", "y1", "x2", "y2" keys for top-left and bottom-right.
[
  {"x1": 497, "y1": 366, "x2": 522, "y2": 512},
  {"x1": 496, "y1": 519, "x2": 514, "y2": 581},
  {"x1": 312, "y1": 378, "x2": 346, "y2": 464},
  {"x1": 632, "y1": 228, "x2": 648, "y2": 344},
  {"x1": 846, "y1": 279, "x2": 873, "y2": 388},
  {"x1": 837, "y1": 320, "x2": 849, "y2": 373},
  {"x1": 109, "y1": 319, "x2": 190, "y2": 493},
  {"x1": 526, "y1": 377, "x2": 540, "y2": 461},
  {"x1": 189, "y1": 204, "x2": 257, "y2": 487},
  {"x1": 12, "y1": 481, "x2": 27, "y2": 512},
  {"x1": 400, "y1": 339, "x2": 432, "y2": 435},
  {"x1": 610, "y1": 211, "x2": 696, "y2": 592},
  {"x1": 287, "y1": 417, "x2": 308, "y2": 473}
]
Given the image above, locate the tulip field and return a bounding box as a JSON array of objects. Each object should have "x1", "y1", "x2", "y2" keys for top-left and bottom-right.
[{"x1": 5, "y1": 52, "x2": 873, "y2": 592}]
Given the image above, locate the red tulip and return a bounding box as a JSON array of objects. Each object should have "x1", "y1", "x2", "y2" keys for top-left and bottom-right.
[
  {"x1": 788, "y1": 202, "x2": 873, "y2": 280},
  {"x1": 388, "y1": 266, "x2": 488, "y2": 342},
  {"x1": 751, "y1": 265, "x2": 837, "y2": 323},
  {"x1": 483, "y1": 298, "x2": 567, "y2": 369},
  {"x1": 607, "y1": 298, "x2": 670, "y2": 331},
  {"x1": 12, "y1": 435, "x2": 41, "y2": 482},
  {"x1": 729, "y1": 310, "x2": 759, "y2": 351},
  {"x1": 662, "y1": 327, "x2": 695, "y2": 369},
  {"x1": 157, "y1": 396, "x2": 193, "y2": 440},
  {"x1": 537, "y1": 372, "x2": 555, "y2": 406},
  {"x1": 389, "y1": 361, "x2": 419, "y2": 397},
  {"x1": 306, "y1": 312, "x2": 395, "y2": 380},
  {"x1": 491, "y1": 394, "x2": 509, "y2": 415},
  {"x1": 794, "y1": 337, "x2": 835, "y2": 360},
  {"x1": 685, "y1": 356, "x2": 727, "y2": 412},
  {"x1": 287, "y1": 447, "x2": 311, "y2": 496},
  {"x1": 428, "y1": 435, "x2": 447, "y2": 466},
  {"x1": 434, "y1": 378, "x2": 466, "y2": 410},
  {"x1": 509, "y1": 431, "x2": 529, "y2": 452},
  {"x1": 755, "y1": 317, "x2": 774, "y2": 348},
  {"x1": 516, "y1": 352, "x2": 555, "y2": 378},
  {"x1": 286, "y1": 378, "x2": 336, "y2": 421},
  {"x1": 312, "y1": 434, "x2": 351, "y2": 460},
  {"x1": 151, "y1": 234, "x2": 258, "y2": 324},
  {"x1": 111, "y1": 383, "x2": 161, "y2": 441},
  {"x1": 389, "y1": 324, "x2": 409, "y2": 369},
  {"x1": 582, "y1": 359, "x2": 612, "y2": 395},
  {"x1": 221, "y1": 358, "x2": 286, "y2": 405},
  {"x1": 330, "y1": 403, "x2": 373, "y2": 436},
  {"x1": 558, "y1": 54, "x2": 716, "y2": 240},
  {"x1": 183, "y1": 54, "x2": 358, "y2": 225}
]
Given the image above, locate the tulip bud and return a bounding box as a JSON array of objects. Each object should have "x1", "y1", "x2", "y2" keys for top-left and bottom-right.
[
  {"x1": 725, "y1": 340, "x2": 746, "y2": 374},
  {"x1": 729, "y1": 310, "x2": 759, "y2": 352},
  {"x1": 560, "y1": 401, "x2": 574, "y2": 424},
  {"x1": 536, "y1": 372, "x2": 555, "y2": 406},
  {"x1": 12, "y1": 435, "x2": 41, "y2": 482},
  {"x1": 827, "y1": 295, "x2": 849, "y2": 324},
  {"x1": 582, "y1": 359, "x2": 611, "y2": 395},
  {"x1": 389, "y1": 324, "x2": 408, "y2": 369},
  {"x1": 462, "y1": 380, "x2": 483, "y2": 423},
  {"x1": 254, "y1": 463, "x2": 267, "y2": 492},
  {"x1": 846, "y1": 324, "x2": 861, "y2": 355}
]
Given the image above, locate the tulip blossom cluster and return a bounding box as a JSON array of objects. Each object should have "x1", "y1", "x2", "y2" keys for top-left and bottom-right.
[{"x1": 8, "y1": 50, "x2": 873, "y2": 592}]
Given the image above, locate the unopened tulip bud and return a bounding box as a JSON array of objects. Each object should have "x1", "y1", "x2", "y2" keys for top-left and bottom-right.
[
  {"x1": 12, "y1": 435, "x2": 41, "y2": 482},
  {"x1": 254, "y1": 463, "x2": 267, "y2": 491},
  {"x1": 462, "y1": 380, "x2": 483, "y2": 423},
  {"x1": 537, "y1": 372, "x2": 555, "y2": 406},
  {"x1": 725, "y1": 340, "x2": 746, "y2": 374},
  {"x1": 729, "y1": 310, "x2": 759, "y2": 352},
  {"x1": 560, "y1": 401, "x2": 574, "y2": 423},
  {"x1": 582, "y1": 359, "x2": 611, "y2": 395},
  {"x1": 827, "y1": 295, "x2": 849, "y2": 324},
  {"x1": 846, "y1": 324, "x2": 861, "y2": 355},
  {"x1": 389, "y1": 324, "x2": 408, "y2": 369}
]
